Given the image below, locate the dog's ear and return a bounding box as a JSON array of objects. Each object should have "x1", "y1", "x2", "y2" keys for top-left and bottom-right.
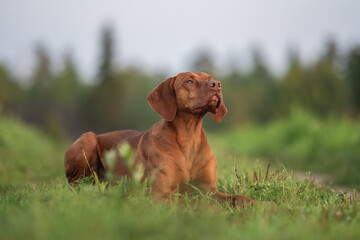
[
  {"x1": 211, "y1": 99, "x2": 227, "y2": 123},
  {"x1": 147, "y1": 77, "x2": 177, "y2": 121}
]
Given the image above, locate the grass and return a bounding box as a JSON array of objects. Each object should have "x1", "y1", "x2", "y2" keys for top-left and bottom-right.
[
  {"x1": 1, "y1": 168, "x2": 359, "y2": 240},
  {"x1": 0, "y1": 116, "x2": 67, "y2": 184},
  {"x1": 209, "y1": 110, "x2": 360, "y2": 186},
  {"x1": 0, "y1": 114, "x2": 359, "y2": 239}
]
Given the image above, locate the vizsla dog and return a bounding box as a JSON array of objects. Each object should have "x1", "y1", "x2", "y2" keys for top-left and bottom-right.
[{"x1": 64, "y1": 72, "x2": 255, "y2": 206}]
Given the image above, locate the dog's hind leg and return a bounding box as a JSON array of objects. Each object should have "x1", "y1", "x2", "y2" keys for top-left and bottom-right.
[{"x1": 64, "y1": 132, "x2": 106, "y2": 184}]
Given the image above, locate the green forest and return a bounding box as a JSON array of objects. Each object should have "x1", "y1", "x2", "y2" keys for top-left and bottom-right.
[{"x1": 1, "y1": 27, "x2": 360, "y2": 141}]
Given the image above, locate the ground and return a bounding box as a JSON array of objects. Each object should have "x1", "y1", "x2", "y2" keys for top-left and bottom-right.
[{"x1": 0, "y1": 115, "x2": 359, "y2": 240}]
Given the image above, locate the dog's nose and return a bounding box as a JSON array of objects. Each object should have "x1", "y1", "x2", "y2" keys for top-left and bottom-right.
[{"x1": 207, "y1": 80, "x2": 221, "y2": 91}]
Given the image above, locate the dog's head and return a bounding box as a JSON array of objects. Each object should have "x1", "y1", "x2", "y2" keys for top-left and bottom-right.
[{"x1": 147, "y1": 72, "x2": 227, "y2": 123}]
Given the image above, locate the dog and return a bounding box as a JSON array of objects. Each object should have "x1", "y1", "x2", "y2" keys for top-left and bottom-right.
[{"x1": 64, "y1": 72, "x2": 255, "y2": 206}]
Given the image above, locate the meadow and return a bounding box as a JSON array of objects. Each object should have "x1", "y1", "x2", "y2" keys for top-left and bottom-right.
[
  {"x1": 209, "y1": 110, "x2": 360, "y2": 186},
  {"x1": 0, "y1": 114, "x2": 359, "y2": 240}
]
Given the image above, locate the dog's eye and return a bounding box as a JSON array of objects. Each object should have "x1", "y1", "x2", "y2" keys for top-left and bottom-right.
[{"x1": 186, "y1": 79, "x2": 194, "y2": 84}]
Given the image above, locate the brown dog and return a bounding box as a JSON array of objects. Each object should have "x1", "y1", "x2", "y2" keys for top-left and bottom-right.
[{"x1": 64, "y1": 72, "x2": 254, "y2": 206}]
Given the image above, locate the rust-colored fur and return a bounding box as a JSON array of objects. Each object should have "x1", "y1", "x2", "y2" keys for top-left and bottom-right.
[{"x1": 64, "y1": 72, "x2": 254, "y2": 206}]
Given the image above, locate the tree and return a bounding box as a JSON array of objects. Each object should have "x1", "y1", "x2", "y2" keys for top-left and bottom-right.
[
  {"x1": 190, "y1": 48, "x2": 217, "y2": 76},
  {"x1": 245, "y1": 47, "x2": 277, "y2": 122},
  {"x1": 307, "y1": 38, "x2": 351, "y2": 116},
  {"x1": 51, "y1": 53, "x2": 87, "y2": 138},
  {"x1": 87, "y1": 25, "x2": 125, "y2": 132},
  {"x1": 25, "y1": 44, "x2": 54, "y2": 125},
  {"x1": 346, "y1": 46, "x2": 360, "y2": 113},
  {"x1": 220, "y1": 47, "x2": 277, "y2": 126},
  {"x1": 0, "y1": 64, "x2": 21, "y2": 114},
  {"x1": 278, "y1": 48, "x2": 310, "y2": 114}
]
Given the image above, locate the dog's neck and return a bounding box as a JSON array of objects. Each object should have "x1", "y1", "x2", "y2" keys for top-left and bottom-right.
[
  {"x1": 166, "y1": 111, "x2": 206, "y2": 159},
  {"x1": 172, "y1": 111, "x2": 204, "y2": 136}
]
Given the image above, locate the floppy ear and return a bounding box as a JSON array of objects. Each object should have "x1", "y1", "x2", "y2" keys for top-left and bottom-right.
[
  {"x1": 147, "y1": 77, "x2": 177, "y2": 121},
  {"x1": 211, "y1": 99, "x2": 227, "y2": 123}
]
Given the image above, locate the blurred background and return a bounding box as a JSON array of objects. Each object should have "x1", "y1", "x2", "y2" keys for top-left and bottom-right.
[{"x1": 0, "y1": 0, "x2": 359, "y2": 186}]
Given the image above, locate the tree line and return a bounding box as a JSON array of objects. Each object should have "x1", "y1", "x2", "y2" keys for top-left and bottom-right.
[{"x1": 0, "y1": 27, "x2": 359, "y2": 140}]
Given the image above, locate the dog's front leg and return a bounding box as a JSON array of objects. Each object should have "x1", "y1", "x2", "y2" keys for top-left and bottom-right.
[
  {"x1": 149, "y1": 170, "x2": 181, "y2": 202},
  {"x1": 193, "y1": 158, "x2": 256, "y2": 207}
]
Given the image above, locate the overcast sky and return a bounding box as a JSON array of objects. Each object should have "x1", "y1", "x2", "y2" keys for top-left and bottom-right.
[{"x1": 0, "y1": 0, "x2": 359, "y2": 79}]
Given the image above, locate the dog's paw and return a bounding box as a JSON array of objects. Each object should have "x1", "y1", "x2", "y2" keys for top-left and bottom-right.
[
  {"x1": 227, "y1": 195, "x2": 254, "y2": 207},
  {"x1": 258, "y1": 201, "x2": 277, "y2": 206}
]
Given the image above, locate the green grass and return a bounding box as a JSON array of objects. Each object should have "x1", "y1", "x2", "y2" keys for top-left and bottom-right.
[
  {"x1": 0, "y1": 114, "x2": 359, "y2": 239},
  {"x1": 1, "y1": 170, "x2": 359, "y2": 240},
  {"x1": 209, "y1": 110, "x2": 360, "y2": 186},
  {"x1": 0, "y1": 116, "x2": 67, "y2": 184}
]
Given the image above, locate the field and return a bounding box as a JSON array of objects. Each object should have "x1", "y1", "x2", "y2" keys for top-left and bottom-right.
[
  {"x1": 1, "y1": 114, "x2": 359, "y2": 240},
  {"x1": 209, "y1": 110, "x2": 360, "y2": 186}
]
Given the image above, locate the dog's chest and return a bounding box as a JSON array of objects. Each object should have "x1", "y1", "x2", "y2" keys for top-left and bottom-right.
[{"x1": 180, "y1": 144, "x2": 209, "y2": 182}]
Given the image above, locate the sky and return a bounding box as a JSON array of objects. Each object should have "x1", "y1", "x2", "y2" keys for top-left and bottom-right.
[{"x1": 0, "y1": 0, "x2": 359, "y2": 79}]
